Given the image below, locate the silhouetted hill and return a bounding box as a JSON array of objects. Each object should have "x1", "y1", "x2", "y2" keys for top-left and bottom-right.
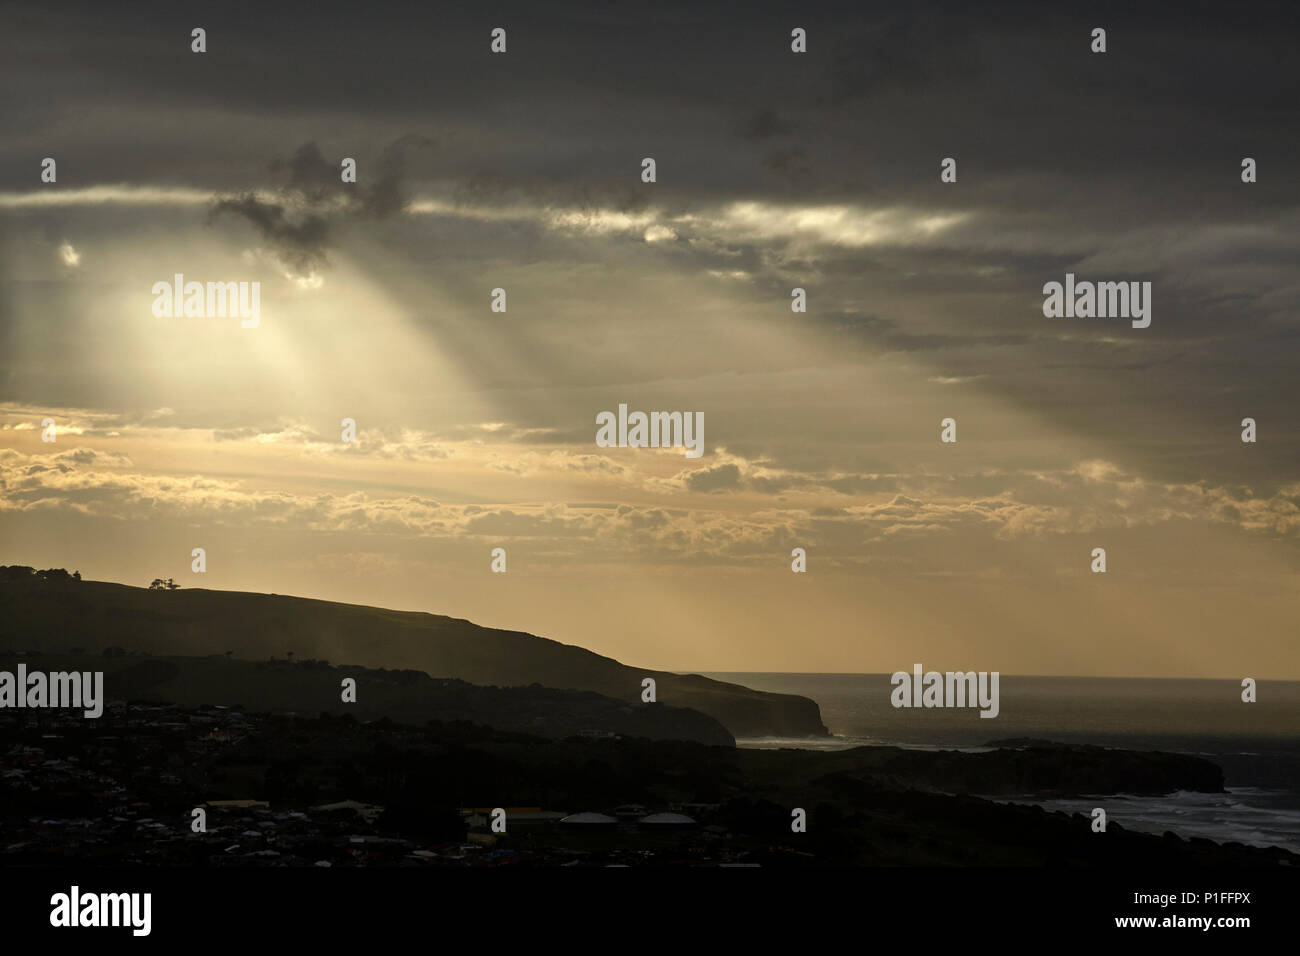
[
  {"x1": 0, "y1": 652, "x2": 735, "y2": 745},
  {"x1": 0, "y1": 575, "x2": 827, "y2": 738}
]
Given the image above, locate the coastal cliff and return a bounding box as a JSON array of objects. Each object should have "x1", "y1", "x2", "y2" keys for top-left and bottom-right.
[{"x1": 0, "y1": 575, "x2": 827, "y2": 741}]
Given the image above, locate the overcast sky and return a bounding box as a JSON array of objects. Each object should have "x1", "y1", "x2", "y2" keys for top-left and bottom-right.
[{"x1": 2, "y1": 1, "x2": 1298, "y2": 677}]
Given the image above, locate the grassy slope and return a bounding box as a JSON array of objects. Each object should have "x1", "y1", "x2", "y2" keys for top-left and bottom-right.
[{"x1": 0, "y1": 579, "x2": 828, "y2": 738}]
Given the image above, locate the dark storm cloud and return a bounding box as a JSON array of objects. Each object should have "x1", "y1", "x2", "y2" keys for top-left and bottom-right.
[
  {"x1": 3, "y1": 0, "x2": 1297, "y2": 221},
  {"x1": 273, "y1": 142, "x2": 338, "y2": 202},
  {"x1": 208, "y1": 193, "x2": 331, "y2": 276},
  {"x1": 360, "y1": 135, "x2": 437, "y2": 219},
  {"x1": 207, "y1": 136, "x2": 433, "y2": 275},
  {"x1": 2, "y1": 0, "x2": 1297, "y2": 491}
]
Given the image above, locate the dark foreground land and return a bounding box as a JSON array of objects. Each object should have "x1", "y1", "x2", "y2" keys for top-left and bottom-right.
[
  {"x1": 0, "y1": 577, "x2": 1293, "y2": 868},
  {"x1": 1, "y1": 656, "x2": 1294, "y2": 868}
]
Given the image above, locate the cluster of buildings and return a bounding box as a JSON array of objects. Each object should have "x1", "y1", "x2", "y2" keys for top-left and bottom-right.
[
  {"x1": 0, "y1": 702, "x2": 761, "y2": 867},
  {"x1": 461, "y1": 804, "x2": 716, "y2": 832}
]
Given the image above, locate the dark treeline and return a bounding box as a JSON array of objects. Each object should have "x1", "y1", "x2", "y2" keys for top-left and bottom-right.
[{"x1": 0, "y1": 566, "x2": 80, "y2": 582}]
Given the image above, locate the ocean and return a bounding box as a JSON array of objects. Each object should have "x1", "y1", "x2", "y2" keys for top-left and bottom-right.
[{"x1": 702, "y1": 673, "x2": 1300, "y2": 854}]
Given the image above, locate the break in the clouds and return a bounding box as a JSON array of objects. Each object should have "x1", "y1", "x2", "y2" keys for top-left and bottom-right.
[{"x1": 1, "y1": 0, "x2": 1298, "y2": 675}]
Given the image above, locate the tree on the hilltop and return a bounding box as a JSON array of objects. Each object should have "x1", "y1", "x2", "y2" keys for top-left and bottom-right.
[
  {"x1": 148, "y1": 577, "x2": 179, "y2": 590},
  {"x1": 0, "y1": 567, "x2": 81, "y2": 583},
  {"x1": 34, "y1": 568, "x2": 72, "y2": 582}
]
